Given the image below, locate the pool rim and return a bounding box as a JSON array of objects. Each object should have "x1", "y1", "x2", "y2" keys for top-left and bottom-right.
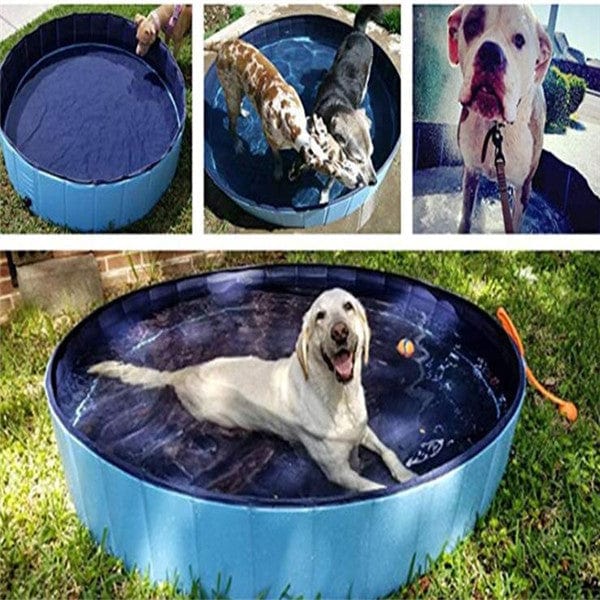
[
  {"x1": 203, "y1": 14, "x2": 401, "y2": 216},
  {"x1": 45, "y1": 263, "x2": 526, "y2": 509},
  {"x1": 0, "y1": 12, "x2": 186, "y2": 186}
]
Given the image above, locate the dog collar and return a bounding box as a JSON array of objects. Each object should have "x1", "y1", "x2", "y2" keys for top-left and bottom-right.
[{"x1": 165, "y1": 5, "x2": 184, "y2": 35}]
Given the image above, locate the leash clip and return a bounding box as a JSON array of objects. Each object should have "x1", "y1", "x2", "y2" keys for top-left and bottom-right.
[{"x1": 481, "y1": 121, "x2": 505, "y2": 165}]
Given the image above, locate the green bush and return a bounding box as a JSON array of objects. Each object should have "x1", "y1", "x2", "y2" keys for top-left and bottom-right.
[
  {"x1": 566, "y1": 73, "x2": 587, "y2": 115},
  {"x1": 544, "y1": 66, "x2": 571, "y2": 133},
  {"x1": 382, "y1": 8, "x2": 400, "y2": 34}
]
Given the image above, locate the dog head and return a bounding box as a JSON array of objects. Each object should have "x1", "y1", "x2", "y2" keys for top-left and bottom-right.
[
  {"x1": 447, "y1": 5, "x2": 552, "y2": 123},
  {"x1": 134, "y1": 13, "x2": 159, "y2": 57},
  {"x1": 290, "y1": 115, "x2": 374, "y2": 190},
  {"x1": 329, "y1": 107, "x2": 377, "y2": 187},
  {"x1": 295, "y1": 288, "x2": 371, "y2": 385}
]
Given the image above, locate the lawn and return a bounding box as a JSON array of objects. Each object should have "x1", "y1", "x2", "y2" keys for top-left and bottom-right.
[
  {"x1": 1, "y1": 252, "x2": 598, "y2": 598},
  {"x1": 0, "y1": 5, "x2": 192, "y2": 234}
]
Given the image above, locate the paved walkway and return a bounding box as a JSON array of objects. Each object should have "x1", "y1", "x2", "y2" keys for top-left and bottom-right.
[{"x1": 0, "y1": 5, "x2": 50, "y2": 42}]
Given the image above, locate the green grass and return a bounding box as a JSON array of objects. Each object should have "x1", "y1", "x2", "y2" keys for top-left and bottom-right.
[
  {"x1": 341, "y1": 5, "x2": 400, "y2": 34},
  {"x1": 203, "y1": 5, "x2": 245, "y2": 40},
  {"x1": 0, "y1": 5, "x2": 191, "y2": 234},
  {"x1": 1, "y1": 252, "x2": 599, "y2": 598}
]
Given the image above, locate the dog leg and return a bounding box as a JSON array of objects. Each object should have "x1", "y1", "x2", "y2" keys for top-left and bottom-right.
[
  {"x1": 222, "y1": 81, "x2": 244, "y2": 154},
  {"x1": 288, "y1": 157, "x2": 308, "y2": 181},
  {"x1": 320, "y1": 178, "x2": 335, "y2": 205},
  {"x1": 240, "y1": 104, "x2": 250, "y2": 118},
  {"x1": 458, "y1": 167, "x2": 479, "y2": 233},
  {"x1": 512, "y1": 179, "x2": 531, "y2": 233},
  {"x1": 362, "y1": 427, "x2": 415, "y2": 483}
]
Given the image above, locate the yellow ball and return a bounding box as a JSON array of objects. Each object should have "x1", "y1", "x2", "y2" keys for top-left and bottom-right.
[{"x1": 397, "y1": 338, "x2": 415, "y2": 358}]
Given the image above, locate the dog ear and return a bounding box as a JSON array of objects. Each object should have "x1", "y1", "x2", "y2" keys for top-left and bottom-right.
[
  {"x1": 356, "y1": 302, "x2": 371, "y2": 366},
  {"x1": 447, "y1": 6, "x2": 463, "y2": 66},
  {"x1": 535, "y1": 21, "x2": 552, "y2": 84},
  {"x1": 134, "y1": 14, "x2": 145, "y2": 26},
  {"x1": 295, "y1": 316, "x2": 311, "y2": 380}
]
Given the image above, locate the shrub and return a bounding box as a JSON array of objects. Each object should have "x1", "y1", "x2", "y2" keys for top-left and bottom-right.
[
  {"x1": 566, "y1": 73, "x2": 587, "y2": 115},
  {"x1": 544, "y1": 66, "x2": 571, "y2": 133},
  {"x1": 382, "y1": 8, "x2": 400, "y2": 34}
]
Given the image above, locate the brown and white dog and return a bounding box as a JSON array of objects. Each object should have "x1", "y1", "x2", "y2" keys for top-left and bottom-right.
[
  {"x1": 134, "y1": 5, "x2": 192, "y2": 59},
  {"x1": 205, "y1": 39, "x2": 364, "y2": 201},
  {"x1": 448, "y1": 5, "x2": 552, "y2": 233}
]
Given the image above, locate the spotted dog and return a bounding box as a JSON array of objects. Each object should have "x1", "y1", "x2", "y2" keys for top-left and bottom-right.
[
  {"x1": 448, "y1": 5, "x2": 552, "y2": 233},
  {"x1": 205, "y1": 39, "x2": 363, "y2": 189}
]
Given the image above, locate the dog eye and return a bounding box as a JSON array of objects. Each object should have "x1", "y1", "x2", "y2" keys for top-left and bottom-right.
[
  {"x1": 315, "y1": 310, "x2": 326, "y2": 321},
  {"x1": 513, "y1": 33, "x2": 525, "y2": 49},
  {"x1": 343, "y1": 302, "x2": 354, "y2": 312}
]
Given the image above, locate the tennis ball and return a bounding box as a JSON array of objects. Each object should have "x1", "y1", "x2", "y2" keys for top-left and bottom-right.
[{"x1": 397, "y1": 338, "x2": 415, "y2": 358}]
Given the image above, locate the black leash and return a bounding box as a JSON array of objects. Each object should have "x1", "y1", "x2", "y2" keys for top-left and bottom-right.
[{"x1": 481, "y1": 122, "x2": 514, "y2": 233}]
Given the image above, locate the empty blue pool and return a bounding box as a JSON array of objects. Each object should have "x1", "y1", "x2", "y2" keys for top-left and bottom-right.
[
  {"x1": 45, "y1": 264, "x2": 525, "y2": 597},
  {"x1": 0, "y1": 13, "x2": 186, "y2": 231},
  {"x1": 204, "y1": 17, "x2": 401, "y2": 228}
]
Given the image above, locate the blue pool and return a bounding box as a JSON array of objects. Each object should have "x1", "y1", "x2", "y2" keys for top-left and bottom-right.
[
  {"x1": 204, "y1": 17, "x2": 401, "y2": 228},
  {"x1": 0, "y1": 13, "x2": 186, "y2": 231},
  {"x1": 46, "y1": 265, "x2": 525, "y2": 597}
]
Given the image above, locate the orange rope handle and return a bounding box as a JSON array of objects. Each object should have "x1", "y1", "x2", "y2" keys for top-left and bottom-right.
[{"x1": 496, "y1": 307, "x2": 578, "y2": 422}]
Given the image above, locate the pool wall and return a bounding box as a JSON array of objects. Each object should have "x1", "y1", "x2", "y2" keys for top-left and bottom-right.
[
  {"x1": 0, "y1": 13, "x2": 186, "y2": 231},
  {"x1": 45, "y1": 265, "x2": 526, "y2": 597}
]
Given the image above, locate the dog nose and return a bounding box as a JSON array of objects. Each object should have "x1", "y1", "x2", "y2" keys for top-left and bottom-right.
[
  {"x1": 369, "y1": 175, "x2": 377, "y2": 186},
  {"x1": 356, "y1": 174, "x2": 365, "y2": 187},
  {"x1": 331, "y1": 321, "x2": 349, "y2": 345},
  {"x1": 476, "y1": 41, "x2": 506, "y2": 73}
]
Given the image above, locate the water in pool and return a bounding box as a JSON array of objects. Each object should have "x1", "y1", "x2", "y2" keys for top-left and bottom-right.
[
  {"x1": 413, "y1": 166, "x2": 572, "y2": 233},
  {"x1": 205, "y1": 34, "x2": 396, "y2": 210},
  {"x1": 58, "y1": 290, "x2": 510, "y2": 502}
]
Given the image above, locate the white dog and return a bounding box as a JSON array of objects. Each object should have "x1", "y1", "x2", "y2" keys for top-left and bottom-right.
[
  {"x1": 89, "y1": 288, "x2": 414, "y2": 492},
  {"x1": 448, "y1": 5, "x2": 552, "y2": 232}
]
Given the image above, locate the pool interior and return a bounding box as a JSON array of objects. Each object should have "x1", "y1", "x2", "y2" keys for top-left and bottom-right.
[
  {"x1": 3, "y1": 45, "x2": 178, "y2": 183},
  {"x1": 414, "y1": 166, "x2": 573, "y2": 233},
  {"x1": 53, "y1": 278, "x2": 520, "y2": 504},
  {"x1": 204, "y1": 21, "x2": 399, "y2": 210}
]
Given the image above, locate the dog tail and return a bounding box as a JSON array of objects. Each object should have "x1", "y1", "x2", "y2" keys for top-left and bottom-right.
[
  {"x1": 88, "y1": 360, "x2": 175, "y2": 390},
  {"x1": 204, "y1": 40, "x2": 223, "y2": 53},
  {"x1": 353, "y1": 5, "x2": 383, "y2": 32}
]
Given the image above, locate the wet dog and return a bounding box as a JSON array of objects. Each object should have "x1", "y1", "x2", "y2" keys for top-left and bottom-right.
[
  {"x1": 89, "y1": 289, "x2": 415, "y2": 492},
  {"x1": 448, "y1": 5, "x2": 552, "y2": 232},
  {"x1": 291, "y1": 5, "x2": 382, "y2": 203},
  {"x1": 134, "y1": 5, "x2": 192, "y2": 59},
  {"x1": 205, "y1": 39, "x2": 363, "y2": 189}
]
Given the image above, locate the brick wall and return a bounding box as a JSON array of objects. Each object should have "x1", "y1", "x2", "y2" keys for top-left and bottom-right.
[{"x1": 0, "y1": 251, "x2": 211, "y2": 322}]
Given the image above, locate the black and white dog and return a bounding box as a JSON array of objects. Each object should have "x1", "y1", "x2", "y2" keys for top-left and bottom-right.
[{"x1": 290, "y1": 5, "x2": 382, "y2": 204}]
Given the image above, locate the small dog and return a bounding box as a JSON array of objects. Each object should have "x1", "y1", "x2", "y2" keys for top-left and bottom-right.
[
  {"x1": 134, "y1": 5, "x2": 192, "y2": 59},
  {"x1": 448, "y1": 5, "x2": 552, "y2": 233},
  {"x1": 205, "y1": 38, "x2": 363, "y2": 191},
  {"x1": 292, "y1": 5, "x2": 382, "y2": 201},
  {"x1": 89, "y1": 289, "x2": 415, "y2": 493}
]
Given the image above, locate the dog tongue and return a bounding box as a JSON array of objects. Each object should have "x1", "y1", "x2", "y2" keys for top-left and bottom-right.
[{"x1": 333, "y1": 351, "x2": 353, "y2": 380}]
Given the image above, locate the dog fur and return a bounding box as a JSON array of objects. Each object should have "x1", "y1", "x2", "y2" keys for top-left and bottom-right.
[
  {"x1": 448, "y1": 5, "x2": 552, "y2": 233},
  {"x1": 134, "y1": 5, "x2": 192, "y2": 59},
  {"x1": 291, "y1": 5, "x2": 382, "y2": 202},
  {"x1": 88, "y1": 289, "x2": 415, "y2": 493}
]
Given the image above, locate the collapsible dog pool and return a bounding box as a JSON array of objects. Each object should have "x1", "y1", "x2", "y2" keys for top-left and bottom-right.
[
  {"x1": 204, "y1": 17, "x2": 400, "y2": 228},
  {"x1": 45, "y1": 264, "x2": 526, "y2": 597},
  {"x1": 0, "y1": 13, "x2": 186, "y2": 231}
]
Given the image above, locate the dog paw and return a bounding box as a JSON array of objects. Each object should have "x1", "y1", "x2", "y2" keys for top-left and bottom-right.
[
  {"x1": 319, "y1": 191, "x2": 330, "y2": 205},
  {"x1": 240, "y1": 107, "x2": 250, "y2": 118},
  {"x1": 384, "y1": 451, "x2": 416, "y2": 482}
]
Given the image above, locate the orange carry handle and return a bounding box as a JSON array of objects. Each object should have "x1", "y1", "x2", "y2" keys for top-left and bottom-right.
[{"x1": 497, "y1": 307, "x2": 578, "y2": 422}]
